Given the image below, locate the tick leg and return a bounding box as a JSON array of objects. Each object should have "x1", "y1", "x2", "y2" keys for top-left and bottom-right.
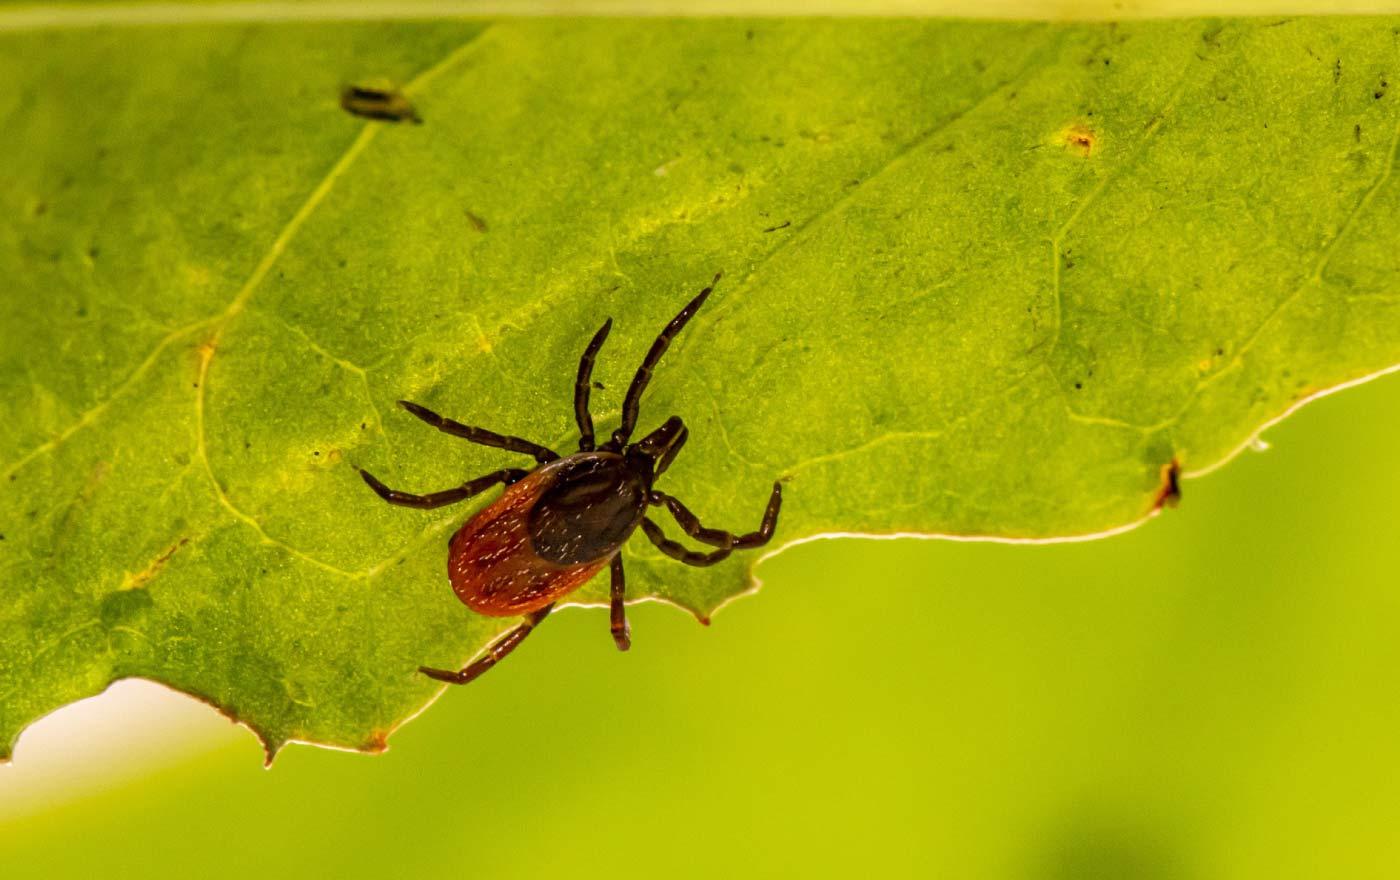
[
  {"x1": 575, "y1": 318, "x2": 612, "y2": 452},
  {"x1": 608, "y1": 273, "x2": 720, "y2": 449},
  {"x1": 609, "y1": 555, "x2": 631, "y2": 651},
  {"x1": 650, "y1": 482, "x2": 782, "y2": 549},
  {"x1": 641, "y1": 517, "x2": 733, "y2": 567},
  {"x1": 398, "y1": 400, "x2": 558, "y2": 463},
  {"x1": 359, "y1": 467, "x2": 526, "y2": 510},
  {"x1": 419, "y1": 604, "x2": 554, "y2": 685}
]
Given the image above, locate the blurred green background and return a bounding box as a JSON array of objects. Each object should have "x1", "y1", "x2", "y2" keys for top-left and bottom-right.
[{"x1": 2, "y1": 367, "x2": 1398, "y2": 877}]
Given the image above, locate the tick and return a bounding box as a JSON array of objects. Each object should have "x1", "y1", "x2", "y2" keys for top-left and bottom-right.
[{"x1": 360, "y1": 274, "x2": 782, "y2": 685}]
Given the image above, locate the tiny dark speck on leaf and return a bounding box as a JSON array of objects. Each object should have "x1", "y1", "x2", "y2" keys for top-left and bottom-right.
[
  {"x1": 763, "y1": 220, "x2": 792, "y2": 233},
  {"x1": 1355, "y1": 124, "x2": 1362, "y2": 142},
  {"x1": 465, "y1": 210, "x2": 488, "y2": 233},
  {"x1": 591, "y1": 381, "x2": 605, "y2": 391},
  {"x1": 313, "y1": 451, "x2": 320, "y2": 456},
  {"x1": 1074, "y1": 382, "x2": 1082, "y2": 390},
  {"x1": 340, "y1": 84, "x2": 422, "y2": 124},
  {"x1": 360, "y1": 422, "x2": 367, "y2": 430},
  {"x1": 1062, "y1": 124, "x2": 1096, "y2": 157}
]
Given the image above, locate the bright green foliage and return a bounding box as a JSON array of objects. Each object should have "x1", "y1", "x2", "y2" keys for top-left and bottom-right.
[{"x1": 2, "y1": 18, "x2": 1398, "y2": 760}]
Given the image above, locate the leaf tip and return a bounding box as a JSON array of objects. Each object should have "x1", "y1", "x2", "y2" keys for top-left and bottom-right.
[
  {"x1": 361, "y1": 730, "x2": 391, "y2": 755},
  {"x1": 1153, "y1": 457, "x2": 1183, "y2": 512},
  {"x1": 257, "y1": 729, "x2": 299, "y2": 768}
]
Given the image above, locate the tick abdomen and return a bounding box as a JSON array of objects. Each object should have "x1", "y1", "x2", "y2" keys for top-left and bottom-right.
[{"x1": 447, "y1": 453, "x2": 645, "y2": 616}]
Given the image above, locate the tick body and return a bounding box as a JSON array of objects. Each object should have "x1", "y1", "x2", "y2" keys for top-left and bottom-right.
[{"x1": 359, "y1": 274, "x2": 782, "y2": 686}]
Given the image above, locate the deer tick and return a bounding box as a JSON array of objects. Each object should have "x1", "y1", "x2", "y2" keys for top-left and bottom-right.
[{"x1": 359, "y1": 274, "x2": 782, "y2": 685}]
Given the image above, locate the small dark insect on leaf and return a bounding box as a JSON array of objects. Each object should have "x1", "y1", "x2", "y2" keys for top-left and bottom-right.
[{"x1": 340, "y1": 84, "x2": 421, "y2": 124}]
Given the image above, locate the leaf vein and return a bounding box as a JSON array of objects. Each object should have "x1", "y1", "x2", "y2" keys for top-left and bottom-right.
[
  {"x1": 1047, "y1": 61, "x2": 1194, "y2": 359},
  {"x1": 728, "y1": 26, "x2": 1057, "y2": 305},
  {"x1": 1194, "y1": 114, "x2": 1400, "y2": 395},
  {"x1": 191, "y1": 28, "x2": 497, "y2": 575}
]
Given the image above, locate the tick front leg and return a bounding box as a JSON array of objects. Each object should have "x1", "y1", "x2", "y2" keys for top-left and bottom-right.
[
  {"x1": 650, "y1": 482, "x2": 782, "y2": 549},
  {"x1": 419, "y1": 604, "x2": 554, "y2": 685},
  {"x1": 575, "y1": 318, "x2": 612, "y2": 452},
  {"x1": 359, "y1": 467, "x2": 527, "y2": 509},
  {"x1": 641, "y1": 518, "x2": 733, "y2": 567},
  {"x1": 398, "y1": 400, "x2": 559, "y2": 463},
  {"x1": 609, "y1": 272, "x2": 721, "y2": 448},
  {"x1": 609, "y1": 555, "x2": 630, "y2": 651}
]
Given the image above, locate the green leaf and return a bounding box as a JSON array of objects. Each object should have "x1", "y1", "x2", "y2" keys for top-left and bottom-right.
[{"x1": 3, "y1": 16, "x2": 1398, "y2": 761}]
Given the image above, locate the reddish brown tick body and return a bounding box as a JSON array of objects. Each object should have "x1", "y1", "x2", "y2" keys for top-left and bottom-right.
[
  {"x1": 359, "y1": 275, "x2": 782, "y2": 686},
  {"x1": 448, "y1": 453, "x2": 642, "y2": 616}
]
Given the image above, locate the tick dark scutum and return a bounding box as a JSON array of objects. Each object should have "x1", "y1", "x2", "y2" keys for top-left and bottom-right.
[
  {"x1": 528, "y1": 455, "x2": 647, "y2": 565},
  {"x1": 359, "y1": 273, "x2": 784, "y2": 686}
]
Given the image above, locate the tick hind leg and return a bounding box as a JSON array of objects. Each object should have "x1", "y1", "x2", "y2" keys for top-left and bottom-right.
[
  {"x1": 651, "y1": 482, "x2": 782, "y2": 549},
  {"x1": 359, "y1": 467, "x2": 526, "y2": 509},
  {"x1": 640, "y1": 518, "x2": 733, "y2": 567},
  {"x1": 398, "y1": 400, "x2": 558, "y2": 463},
  {"x1": 609, "y1": 555, "x2": 630, "y2": 651},
  {"x1": 419, "y1": 604, "x2": 554, "y2": 685}
]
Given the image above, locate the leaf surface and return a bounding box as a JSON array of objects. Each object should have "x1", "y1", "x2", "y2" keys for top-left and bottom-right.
[{"x1": 3, "y1": 17, "x2": 1399, "y2": 759}]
